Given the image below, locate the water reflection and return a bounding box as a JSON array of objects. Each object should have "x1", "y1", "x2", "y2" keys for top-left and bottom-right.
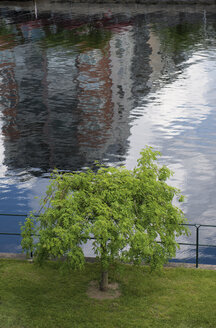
[
  {"x1": 0, "y1": 2, "x2": 216, "y2": 262},
  {"x1": 0, "y1": 15, "x2": 134, "y2": 172}
]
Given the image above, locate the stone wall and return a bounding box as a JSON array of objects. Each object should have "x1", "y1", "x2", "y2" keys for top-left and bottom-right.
[{"x1": 3, "y1": 0, "x2": 216, "y2": 5}]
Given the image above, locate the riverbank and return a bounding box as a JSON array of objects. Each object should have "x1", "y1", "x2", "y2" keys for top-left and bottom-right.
[
  {"x1": 1, "y1": 253, "x2": 216, "y2": 270},
  {"x1": 0, "y1": 260, "x2": 215, "y2": 328},
  {"x1": 3, "y1": 0, "x2": 216, "y2": 5},
  {"x1": 2, "y1": 0, "x2": 216, "y2": 15}
]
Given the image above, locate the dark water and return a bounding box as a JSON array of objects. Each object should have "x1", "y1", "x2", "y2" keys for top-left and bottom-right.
[{"x1": 0, "y1": 1, "x2": 216, "y2": 263}]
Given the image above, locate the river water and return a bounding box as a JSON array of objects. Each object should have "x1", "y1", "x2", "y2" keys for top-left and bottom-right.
[{"x1": 0, "y1": 1, "x2": 216, "y2": 263}]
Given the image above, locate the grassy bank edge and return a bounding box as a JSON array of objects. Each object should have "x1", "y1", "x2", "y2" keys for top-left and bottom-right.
[{"x1": 0, "y1": 259, "x2": 216, "y2": 328}]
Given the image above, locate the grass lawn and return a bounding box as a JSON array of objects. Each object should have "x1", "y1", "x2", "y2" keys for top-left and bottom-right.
[{"x1": 0, "y1": 259, "x2": 215, "y2": 328}]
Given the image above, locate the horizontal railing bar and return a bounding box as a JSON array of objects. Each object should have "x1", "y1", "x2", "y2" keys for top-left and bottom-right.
[
  {"x1": 178, "y1": 242, "x2": 216, "y2": 248},
  {"x1": 197, "y1": 244, "x2": 216, "y2": 248},
  {"x1": 0, "y1": 214, "x2": 29, "y2": 217},
  {"x1": 178, "y1": 242, "x2": 197, "y2": 246},
  {"x1": 198, "y1": 224, "x2": 216, "y2": 228},
  {"x1": 182, "y1": 223, "x2": 216, "y2": 228},
  {"x1": 0, "y1": 214, "x2": 216, "y2": 228},
  {"x1": 0, "y1": 232, "x2": 21, "y2": 236},
  {"x1": 1, "y1": 233, "x2": 216, "y2": 249}
]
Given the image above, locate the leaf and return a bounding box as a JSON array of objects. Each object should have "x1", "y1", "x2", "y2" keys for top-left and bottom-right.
[{"x1": 21, "y1": 146, "x2": 188, "y2": 275}]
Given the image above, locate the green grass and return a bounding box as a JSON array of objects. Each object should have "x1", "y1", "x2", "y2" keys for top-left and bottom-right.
[{"x1": 0, "y1": 260, "x2": 215, "y2": 328}]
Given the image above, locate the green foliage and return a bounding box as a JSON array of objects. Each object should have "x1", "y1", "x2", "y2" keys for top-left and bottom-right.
[
  {"x1": 41, "y1": 24, "x2": 112, "y2": 52},
  {"x1": 152, "y1": 22, "x2": 204, "y2": 55},
  {"x1": 0, "y1": 20, "x2": 14, "y2": 37},
  {"x1": 21, "y1": 147, "x2": 188, "y2": 272},
  {"x1": 20, "y1": 215, "x2": 35, "y2": 258}
]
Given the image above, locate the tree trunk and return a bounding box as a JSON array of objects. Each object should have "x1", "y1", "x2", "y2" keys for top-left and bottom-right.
[{"x1": 100, "y1": 270, "x2": 108, "y2": 291}]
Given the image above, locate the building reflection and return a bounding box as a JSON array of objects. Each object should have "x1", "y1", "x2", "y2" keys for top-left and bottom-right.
[
  {"x1": 0, "y1": 11, "x2": 142, "y2": 174},
  {"x1": 0, "y1": 8, "x2": 198, "y2": 175}
]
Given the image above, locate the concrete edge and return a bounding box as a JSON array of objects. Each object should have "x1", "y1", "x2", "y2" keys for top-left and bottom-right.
[
  {"x1": 0, "y1": 252, "x2": 27, "y2": 260},
  {"x1": 0, "y1": 253, "x2": 216, "y2": 270}
]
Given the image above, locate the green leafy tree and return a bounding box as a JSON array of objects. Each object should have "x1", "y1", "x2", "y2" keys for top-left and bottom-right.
[{"x1": 21, "y1": 147, "x2": 188, "y2": 291}]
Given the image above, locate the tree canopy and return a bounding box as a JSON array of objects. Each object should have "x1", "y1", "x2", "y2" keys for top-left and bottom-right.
[{"x1": 21, "y1": 147, "x2": 188, "y2": 291}]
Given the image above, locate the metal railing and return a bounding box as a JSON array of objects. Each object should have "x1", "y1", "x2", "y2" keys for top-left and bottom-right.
[
  {"x1": 0, "y1": 213, "x2": 216, "y2": 268},
  {"x1": 178, "y1": 223, "x2": 216, "y2": 268}
]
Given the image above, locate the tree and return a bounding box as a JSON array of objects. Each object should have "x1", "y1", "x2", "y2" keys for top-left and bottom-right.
[{"x1": 21, "y1": 147, "x2": 188, "y2": 291}]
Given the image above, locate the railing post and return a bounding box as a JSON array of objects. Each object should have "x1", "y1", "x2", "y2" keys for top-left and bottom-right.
[{"x1": 195, "y1": 225, "x2": 201, "y2": 268}]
